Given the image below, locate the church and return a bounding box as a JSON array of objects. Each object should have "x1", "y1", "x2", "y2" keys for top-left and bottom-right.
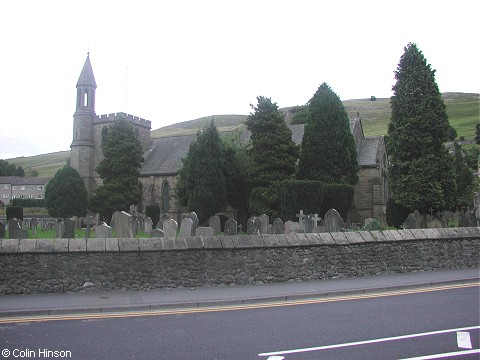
[{"x1": 70, "y1": 55, "x2": 389, "y2": 226}]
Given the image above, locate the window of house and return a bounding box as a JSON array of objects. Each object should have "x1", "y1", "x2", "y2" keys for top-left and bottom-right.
[
  {"x1": 36, "y1": 195, "x2": 43, "y2": 199},
  {"x1": 29, "y1": 186, "x2": 33, "y2": 190},
  {"x1": 4, "y1": 185, "x2": 9, "y2": 190},
  {"x1": 38, "y1": 185, "x2": 43, "y2": 191},
  {"x1": 21, "y1": 186, "x2": 26, "y2": 191}
]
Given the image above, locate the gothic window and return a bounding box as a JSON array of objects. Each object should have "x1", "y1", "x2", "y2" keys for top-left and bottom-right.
[
  {"x1": 101, "y1": 126, "x2": 109, "y2": 146},
  {"x1": 161, "y1": 180, "x2": 170, "y2": 212}
]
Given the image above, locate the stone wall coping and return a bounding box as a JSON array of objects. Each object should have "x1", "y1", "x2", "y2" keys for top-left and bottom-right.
[{"x1": 1, "y1": 227, "x2": 479, "y2": 254}]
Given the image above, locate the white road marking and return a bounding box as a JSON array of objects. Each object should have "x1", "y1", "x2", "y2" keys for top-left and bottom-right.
[
  {"x1": 397, "y1": 349, "x2": 480, "y2": 360},
  {"x1": 258, "y1": 325, "x2": 480, "y2": 357},
  {"x1": 456, "y1": 331, "x2": 472, "y2": 349},
  {"x1": 266, "y1": 357, "x2": 285, "y2": 360}
]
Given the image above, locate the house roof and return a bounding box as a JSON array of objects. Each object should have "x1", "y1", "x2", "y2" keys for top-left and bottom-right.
[
  {"x1": 77, "y1": 53, "x2": 97, "y2": 88},
  {"x1": 12, "y1": 178, "x2": 50, "y2": 186},
  {"x1": 0, "y1": 176, "x2": 20, "y2": 184}
]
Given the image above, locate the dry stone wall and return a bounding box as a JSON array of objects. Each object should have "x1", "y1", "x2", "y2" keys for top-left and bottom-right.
[{"x1": 0, "y1": 228, "x2": 478, "y2": 295}]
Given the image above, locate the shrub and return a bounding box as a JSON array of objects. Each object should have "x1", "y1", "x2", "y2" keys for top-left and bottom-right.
[
  {"x1": 6, "y1": 206, "x2": 23, "y2": 221},
  {"x1": 386, "y1": 198, "x2": 411, "y2": 228},
  {"x1": 370, "y1": 96, "x2": 376, "y2": 101},
  {"x1": 145, "y1": 205, "x2": 160, "y2": 228}
]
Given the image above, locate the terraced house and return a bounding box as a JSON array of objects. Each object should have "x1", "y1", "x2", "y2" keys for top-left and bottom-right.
[
  {"x1": 71, "y1": 55, "x2": 388, "y2": 225},
  {"x1": 0, "y1": 177, "x2": 50, "y2": 206}
]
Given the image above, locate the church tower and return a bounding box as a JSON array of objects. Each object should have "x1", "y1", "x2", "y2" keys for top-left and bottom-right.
[{"x1": 70, "y1": 53, "x2": 97, "y2": 195}]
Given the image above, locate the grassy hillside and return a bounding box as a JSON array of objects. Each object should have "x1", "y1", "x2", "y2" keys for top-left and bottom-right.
[{"x1": 6, "y1": 92, "x2": 478, "y2": 177}]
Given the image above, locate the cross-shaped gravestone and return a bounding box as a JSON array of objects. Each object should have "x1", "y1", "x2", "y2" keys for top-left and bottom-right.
[{"x1": 296, "y1": 210, "x2": 305, "y2": 231}]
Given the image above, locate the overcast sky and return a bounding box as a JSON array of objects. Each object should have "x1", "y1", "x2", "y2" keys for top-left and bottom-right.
[{"x1": 1, "y1": 0, "x2": 479, "y2": 159}]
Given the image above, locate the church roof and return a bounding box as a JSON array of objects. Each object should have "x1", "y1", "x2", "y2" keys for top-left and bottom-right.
[
  {"x1": 76, "y1": 54, "x2": 97, "y2": 88},
  {"x1": 358, "y1": 137, "x2": 383, "y2": 166}
]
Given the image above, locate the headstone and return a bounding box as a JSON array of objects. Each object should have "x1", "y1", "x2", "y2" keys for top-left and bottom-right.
[
  {"x1": 247, "y1": 216, "x2": 261, "y2": 235},
  {"x1": 296, "y1": 210, "x2": 306, "y2": 232},
  {"x1": 151, "y1": 228, "x2": 164, "y2": 237},
  {"x1": 404, "y1": 210, "x2": 424, "y2": 229},
  {"x1": 284, "y1": 220, "x2": 299, "y2": 234},
  {"x1": 0, "y1": 221, "x2": 5, "y2": 239},
  {"x1": 132, "y1": 218, "x2": 139, "y2": 237},
  {"x1": 55, "y1": 220, "x2": 65, "y2": 238},
  {"x1": 112, "y1": 211, "x2": 134, "y2": 238},
  {"x1": 324, "y1": 209, "x2": 345, "y2": 232},
  {"x1": 427, "y1": 216, "x2": 446, "y2": 228},
  {"x1": 224, "y1": 218, "x2": 238, "y2": 236},
  {"x1": 31, "y1": 217, "x2": 37, "y2": 237},
  {"x1": 259, "y1": 214, "x2": 269, "y2": 234},
  {"x1": 475, "y1": 193, "x2": 480, "y2": 226},
  {"x1": 179, "y1": 218, "x2": 193, "y2": 237},
  {"x1": 305, "y1": 214, "x2": 320, "y2": 233},
  {"x1": 64, "y1": 218, "x2": 76, "y2": 238},
  {"x1": 85, "y1": 224, "x2": 91, "y2": 239},
  {"x1": 163, "y1": 219, "x2": 178, "y2": 237},
  {"x1": 129, "y1": 205, "x2": 137, "y2": 216},
  {"x1": 144, "y1": 217, "x2": 153, "y2": 235},
  {"x1": 189, "y1": 212, "x2": 199, "y2": 236},
  {"x1": 196, "y1": 227, "x2": 215, "y2": 236},
  {"x1": 272, "y1": 218, "x2": 284, "y2": 234},
  {"x1": 209, "y1": 216, "x2": 221, "y2": 235},
  {"x1": 8, "y1": 219, "x2": 28, "y2": 239},
  {"x1": 95, "y1": 222, "x2": 112, "y2": 238}
]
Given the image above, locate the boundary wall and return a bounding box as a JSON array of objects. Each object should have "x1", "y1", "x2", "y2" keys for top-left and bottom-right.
[{"x1": 0, "y1": 228, "x2": 478, "y2": 295}]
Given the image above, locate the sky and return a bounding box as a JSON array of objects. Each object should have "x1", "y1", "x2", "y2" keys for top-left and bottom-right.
[{"x1": 1, "y1": 0, "x2": 479, "y2": 159}]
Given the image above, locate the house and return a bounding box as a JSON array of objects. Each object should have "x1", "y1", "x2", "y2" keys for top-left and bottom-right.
[{"x1": 0, "y1": 177, "x2": 50, "y2": 206}]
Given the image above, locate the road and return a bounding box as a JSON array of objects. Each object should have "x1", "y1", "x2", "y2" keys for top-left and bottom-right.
[{"x1": 0, "y1": 283, "x2": 478, "y2": 359}]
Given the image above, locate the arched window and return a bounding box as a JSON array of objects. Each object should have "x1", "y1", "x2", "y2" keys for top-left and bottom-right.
[
  {"x1": 161, "y1": 180, "x2": 170, "y2": 212},
  {"x1": 83, "y1": 91, "x2": 88, "y2": 107}
]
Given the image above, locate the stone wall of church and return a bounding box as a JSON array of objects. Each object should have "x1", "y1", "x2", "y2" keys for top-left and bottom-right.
[{"x1": 139, "y1": 175, "x2": 180, "y2": 222}]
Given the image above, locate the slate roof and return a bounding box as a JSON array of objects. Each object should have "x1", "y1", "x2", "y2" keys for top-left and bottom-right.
[
  {"x1": 140, "y1": 121, "x2": 385, "y2": 176},
  {"x1": 12, "y1": 177, "x2": 50, "y2": 185},
  {"x1": 77, "y1": 54, "x2": 97, "y2": 88},
  {"x1": 0, "y1": 176, "x2": 20, "y2": 184}
]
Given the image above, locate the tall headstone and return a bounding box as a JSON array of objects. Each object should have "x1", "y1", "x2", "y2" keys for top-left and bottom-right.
[
  {"x1": 296, "y1": 210, "x2": 306, "y2": 232},
  {"x1": 8, "y1": 219, "x2": 28, "y2": 239},
  {"x1": 284, "y1": 220, "x2": 299, "y2": 234},
  {"x1": 259, "y1": 214, "x2": 269, "y2": 234},
  {"x1": 113, "y1": 211, "x2": 134, "y2": 238},
  {"x1": 427, "y1": 216, "x2": 446, "y2": 228},
  {"x1": 247, "y1": 216, "x2": 261, "y2": 235},
  {"x1": 31, "y1": 217, "x2": 37, "y2": 237},
  {"x1": 179, "y1": 217, "x2": 194, "y2": 237},
  {"x1": 64, "y1": 218, "x2": 76, "y2": 238},
  {"x1": 163, "y1": 219, "x2": 178, "y2": 237},
  {"x1": 305, "y1": 214, "x2": 320, "y2": 233},
  {"x1": 209, "y1": 216, "x2": 221, "y2": 235},
  {"x1": 144, "y1": 217, "x2": 153, "y2": 235},
  {"x1": 189, "y1": 212, "x2": 199, "y2": 236},
  {"x1": 95, "y1": 222, "x2": 112, "y2": 238},
  {"x1": 272, "y1": 218, "x2": 284, "y2": 234},
  {"x1": 55, "y1": 220, "x2": 65, "y2": 239},
  {"x1": 404, "y1": 210, "x2": 424, "y2": 229},
  {"x1": 324, "y1": 209, "x2": 344, "y2": 232},
  {"x1": 224, "y1": 218, "x2": 238, "y2": 236}
]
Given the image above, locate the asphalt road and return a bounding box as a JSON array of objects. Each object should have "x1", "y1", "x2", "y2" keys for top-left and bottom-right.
[{"x1": 1, "y1": 284, "x2": 478, "y2": 360}]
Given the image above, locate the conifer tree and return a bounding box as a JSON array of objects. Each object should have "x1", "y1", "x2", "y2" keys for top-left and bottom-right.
[
  {"x1": 245, "y1": 96, "x2": 299, "y2": 217},
  {"x1": 298, "y1": 83, "x2": 358, "y2": 185},
  {"x1": 388, "y1": 43, "x2": 456, "y2": 213},
  {"x1": 89, "y1": 119, "x2": 144, "y2": 222},
  {"x1": 176, "y1": 121, "x2": 227, "y2": 223}
]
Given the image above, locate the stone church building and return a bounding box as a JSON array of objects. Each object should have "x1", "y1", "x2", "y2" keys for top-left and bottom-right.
[{"x1": 71, "y1": 55, "x2": 388, "y2": 225}]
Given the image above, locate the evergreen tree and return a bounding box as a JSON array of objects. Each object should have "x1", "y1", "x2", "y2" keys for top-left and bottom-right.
[
  {"x1": 452, "y1": 142, "x2": 477, "y2": 208},
  {"x1": 89, "y1": 119, "x2": 144, "y2": 222},
  {"x1": 245, "y1": 96, "x2": 299, "y2": 217},
  {"x1": 388, "y1": 43, "x2": 456, "y2": 213},
  {"x1": 476, "y1": 123, "x2": 480, "y2": 145},
  {"x1": 0, "y1": 160, "x2": 25, "y2": 177},
  {"x1": 176, "y1": 121, "x2": 227, "y2": 223},
  {"x1": 298, "y1": 83, "x2": 358, "y2": 186},
  {"x1": 44, "y1": 165, "x2": 88, "y2": 218}
]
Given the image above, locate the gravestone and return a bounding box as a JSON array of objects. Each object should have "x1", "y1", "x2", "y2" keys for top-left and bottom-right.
[
  {"x1": 305, "y1": 214, "x2": 320, "y2": 233},
  {"x1": 179, "y1": 218, "x2": 193, "y2": 237},
  {"x1": 189, "y1": 212, "x2": 199, "y2": 236},
  {"x1": 196, "y1": 227, "x2": 215, "y2": 236},
  {"x1": 112, "y1": 211, "x2": 134, "y2": 238},
  {"x1": 427, "y1": 216, "x2": 446, "y2": 228},
  {"x1": 272, "y1": 218, "x2": 284, "y2": 234},
  {"x1": 259, "y1": 214, "x2": 269, "y2": 234},
  {"x1": 64, "y1": 218, "x2": 76, "y2": 238},
  {"x1": 31, "y1": 217, "x2": 37, "y2": 237},
  {"x1": 247, "y1": 216, "x2": 261, "y2": 235},
  {"x1": 151, "y1": 228, "x2": 164, "y2": 237},
  {"x1": 8, "y1": 219, "x2": 28, "y2": 239},
  {"x1": 55, "y1": 220, "x2": 65, "y2": 238},
  {"x1": 475, "y1": 193, "x2": 480, "y2": 226},
  {"x1": 296, "y1": 210, "x2": 306, "y2": 232},
  {"x1": 144, "y1": 217, "x2": 153, "y2": 235},
  {"x1": 404, "y1": 210, "x2": 424, "y2": 229},
  {"x1": 85, "y1": 224, "x2": 91, "y2": 239},
  {"x1": 132, "y1": 218, "x2": 139, "y2": 237},
  {"x1": 163, "y1": 219, "x2": 178, "y2": 237},
  {"x1": 209, "y1": 216, "x2": 221, "y2": 235},
  {"x1": 129, "y1": 205, "x2": 137, "y2": 216},
  {"x1": 284, "y1": 220, "x2": 299, "y2": 234},
  {"x1": 324, "y1": 209, "x2": 345, "y2": 232},
  {"x1": 95, "y1": 222, "x2": 112, "y2": 238},
  {"x1": 224, "y1": 218, "x2": 238, "y2": 236},
  {"x1": 0, "y1": 221, "x2": 5, "y2": 239}
]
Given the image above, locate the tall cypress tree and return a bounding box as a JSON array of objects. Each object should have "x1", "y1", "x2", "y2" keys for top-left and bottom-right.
[
  {"x1": 245, "y1": 96, "x2": 299, "y2": 217},
  {"x1": 176, "y1": 120, "x2": 227, "y2": 223},
  {"x1": 388, "y1": 43, "x2": 456, "y2": 213},
  {"x1": 298, "y1": 83, "x2": 358, "y2": 186}
]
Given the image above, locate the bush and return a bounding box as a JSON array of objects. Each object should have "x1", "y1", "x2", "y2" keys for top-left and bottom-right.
[
  {"x1": 278, "y1": 180, "x2": 354, "y2": 221},
  {"x1": 370, "y1": 96, "x2": 376, "y2": 101},
  {"x1": 6, "y1": 206, "x2": 23, "y2": 221},
  {"x1": 145, "y1": 205, "x2": 160, "y2": 228},
  {"x1": 11, "y1": 198, "x2": 45, "y2": 208},
  {"x1": 386, "y1": 198, "x2": 411, "y2": 228}
]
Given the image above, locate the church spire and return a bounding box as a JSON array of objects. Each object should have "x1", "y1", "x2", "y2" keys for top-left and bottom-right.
[
  {"x1": 76, "y1": 53, "x2": 96, "y2": 112},
  {"x1": 77, "y1": 53, "x2": 97, "y2": 88}
]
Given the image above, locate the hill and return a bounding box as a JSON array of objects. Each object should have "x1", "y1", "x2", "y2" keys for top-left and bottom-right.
[{"x1": 6, "y1": 92, "x2": 479, "y2": 177}]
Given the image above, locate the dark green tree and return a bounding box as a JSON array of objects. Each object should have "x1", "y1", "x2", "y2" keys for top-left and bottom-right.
[
  {"x1": 388, "y1": 43, "x2": 456, "y2": 213},
  {"x1": 452, "y1": 142, "x2": 477, "y2": 208},
  {"x1": 298, "y1": 83, "x2": 358, "y2": 186},
  {"x1": 89, "y1": 119, "x2": 144, "y2": 222},
  {"x1": 176, "y1": 121, "x2": 227, "y2": 223},
  {"x1": 44, "y1": 165, "x2": 88, "y2": 218},
  {"x1": 245, "y1": 96, "x2": 299, "y2": 217},
  {"x1": 476, "y1": 123, "x2": 480, "y2": 145},
  {"x1": 0, "y1": 160, "x2": 25, "y2": 177}
]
